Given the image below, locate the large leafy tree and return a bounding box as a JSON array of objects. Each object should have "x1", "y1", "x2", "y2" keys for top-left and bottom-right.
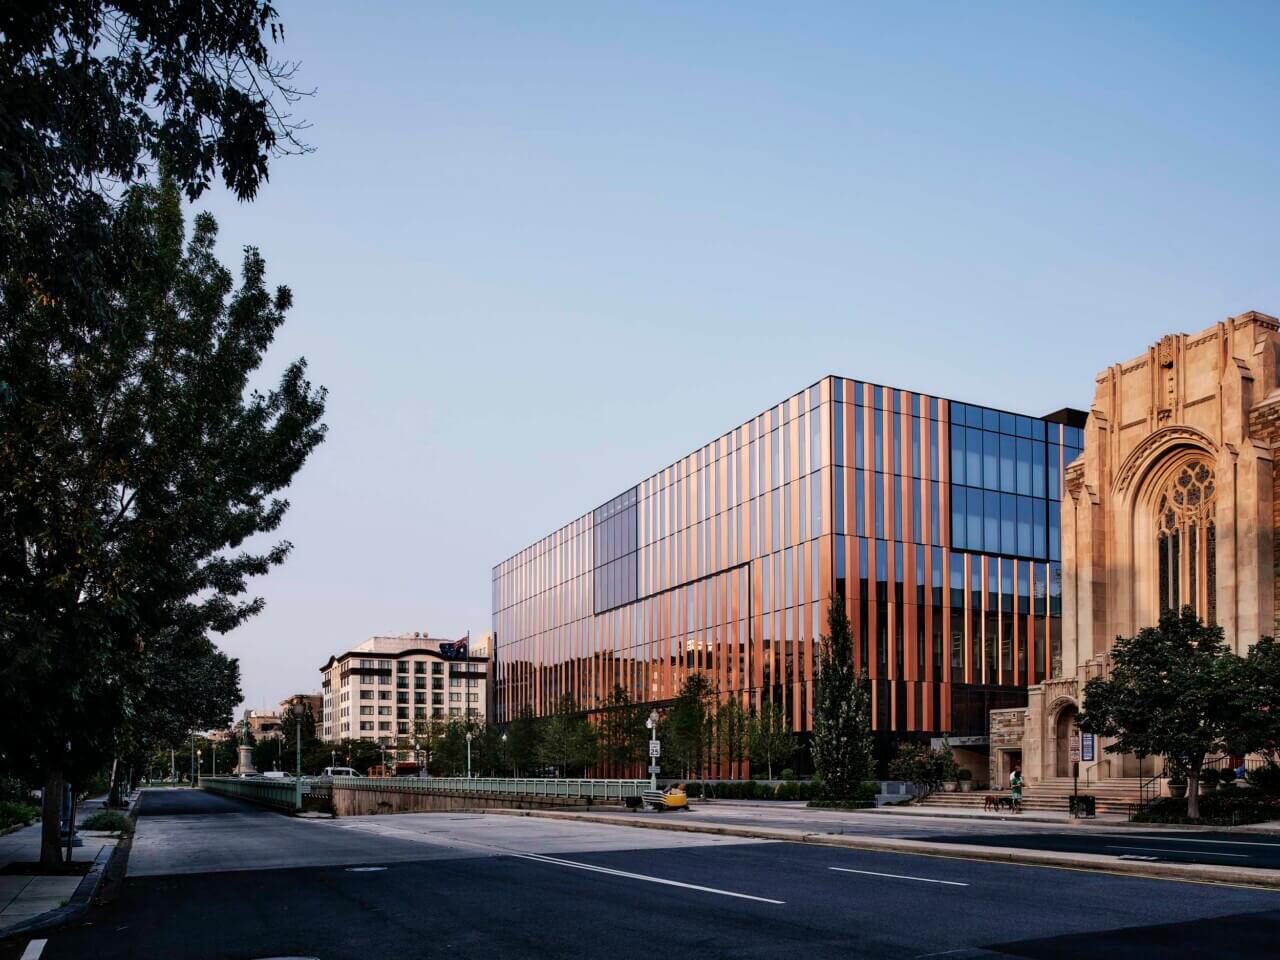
[
  {"x1": 505, "y1": 706, "x2": 540, "y2": 776},
  {"x1": 747, "y1": 702, "x2": 795, "y2": 780},
  {"x1": 715, "y1": 696, "x2": 748, "y2": 778},
  {"x1": 597, "y1": 684, "x2": 647, "y2": 774},
  {"x1": 1079, "y1": 607, "x2": 1280, "y2": 820},
  {"x1": 537, "y1": 695, "x2": 598, "y2": 777},
  {"x1": 0, "y1": 177, "x2": 326, "y2": 863},
  {"x1": 663, "y1": 673, "x2": 715, "y2": 779},
  {"x1": 811, "y1": 593, "x2": 874, "y2": 799}
]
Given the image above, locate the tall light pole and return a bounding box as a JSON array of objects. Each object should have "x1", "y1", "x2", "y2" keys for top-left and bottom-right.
[
  {"x1": 196, "y1": 748, "x2": 202, "y2": 785},
  {"x1": 296, "y1": 719, "x2": 302, "y2": 778},
  {"x1": 501, "y1": 733, "x2": 508, "y2": 777},
  {"x1": 466, "y1": 731, "x2": 473, "y2": 779}
]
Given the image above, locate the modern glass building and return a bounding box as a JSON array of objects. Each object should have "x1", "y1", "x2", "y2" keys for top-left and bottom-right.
[{"x1": 491, "y1": 377, "x2": 1085, "y2": 772}]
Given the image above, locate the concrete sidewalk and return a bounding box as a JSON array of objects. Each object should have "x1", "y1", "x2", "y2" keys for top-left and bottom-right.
[{"x1": 0, "y1": 794, "x2": 124, "y2": 934}]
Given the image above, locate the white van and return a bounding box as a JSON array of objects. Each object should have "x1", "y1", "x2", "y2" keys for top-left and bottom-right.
[
  {"x1": 261, "y1": 771, "x2": 289, "y2": 779},
  {"x1": 322, "y1": 766, "x2": 360, "y2": 778}
]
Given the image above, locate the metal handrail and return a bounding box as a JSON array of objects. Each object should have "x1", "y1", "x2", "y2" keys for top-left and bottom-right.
[{"x1": 324, "y1": 776, "x2": 648, "y2": 799}]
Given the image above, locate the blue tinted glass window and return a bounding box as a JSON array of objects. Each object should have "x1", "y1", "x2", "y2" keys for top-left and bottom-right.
[
  {"x1": 1017, "y1": 496, "x2": 1033, "y2": 556},
  {"x1": 966, "y1": 427, "x2": 982, "y2": 484},
  {"x1": 911, "y1": 394, "x2": 920, "y2": 417},
  {"x1": 951, "y1": 487, "x2": 966, "y2": 549},
  {"x1": 983, "y1": 431, "x2": 999, "y2": 491},
  {"x1": 893, "y1": 390, "x2": 901, "y2": 414},
  {"x1": 983, "y1": 408, "x2": 1000, "y2": 431},
  {"x1": 1048, "y1": 443, "x2": 1060, "y2": 499},
  {"x1": 1001, "y1": 495, "x2": 1017, "y2": 554},
  {"x1": 1049, "y1": 510, "x2": 1061, "y2": 561},
  {"x1": 952, "y1": 402, "x2": 967, "y2": 426},
  {"x1": 929, "y1": 396, "x2": 938, "y2": 420},
  {"x1": 912, "y1": 418, "x2": 921, "y2": 478},
  {"x1": 1033, "y1": 502, "x2": 1046, "y2": 557},
  {"x1": 874, "y1": 386, "x2": 884, "y2": 410},
  {"x1": 967, "y1": 488, "x2": 982, "y2": 549},
  {"x1": 1016, "y1": 438, "x2": 1032, "y2": 496},
  {"x1": 951, "y1": 426, "x2": 965, "y2": 485},
  {"x1": 1032, "y1": 440, "x2": 1046, "y2": 497},
  {"x1": 968, "y1": 406, "x2": 985, "y2": 428},
  {"x1": 1016, "y1": 415, "x2": 1033, "y2": 438},
  {"x1": 1000, "y1": 435, "x2": 1016, "y2": 493},
  {"x1": 931, "y1": 480, "x2": 941, "y2": 543},
  {"x1": 875, "y1": 413, "x2": 884, "y2": 472},
  {"x1": 1032, "y1": 418, "x2": 1046, "y2": 441},
  {"x1": 984, "y1": 490, "x2": 1000, "y2": 553},
  {"x1": 1000, "y1": 412, "x2": 1016, "y2": 435}
]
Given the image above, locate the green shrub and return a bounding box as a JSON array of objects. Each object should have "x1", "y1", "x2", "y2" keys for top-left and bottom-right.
[
  {"x1": 1132, "y1": 786, "x2": 1280, "y2": 825},
  {"x1": 1201, "y1": 768, "x2": 1220, "y2": 786},
  {"x1": 1247, "y1": 763, "x2": 1280, "y2": 795},
  {"x1": 0, "y1": 800, "x2": 39, "y2": 829},
  {"x1": 780, "y1": 768, "x2": 795, "y2": 781},
  {"x1": 955, "y1": 768, "x2": 973, "y2": 781},
  {"x1": 1219, "y1": 767, "x2": 1237, "y2": 785},
  {"x1": 79, "y1": 773, "x2": 111, "y2": 798},
  {"x1": 685, "y1": 782, "x2": 702, "y2": 799},
  {"x1": 80, "y1": 810, "x2": 134, "y2": 834},
  {"x1": 0, "y1": 777, "x2": 33, "y2": 805}
]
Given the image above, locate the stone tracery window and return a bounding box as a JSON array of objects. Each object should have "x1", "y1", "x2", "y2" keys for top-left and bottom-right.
[{"x1": 1156, "y1": 460, "x2": 1216, "y2": 622}]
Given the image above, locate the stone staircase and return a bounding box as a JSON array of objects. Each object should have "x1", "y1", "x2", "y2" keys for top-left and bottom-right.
[{"x1": 916, "y1": 777, "x2": 1148, "y2": 817}]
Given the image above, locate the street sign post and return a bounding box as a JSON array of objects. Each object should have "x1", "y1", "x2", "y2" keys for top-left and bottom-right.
[
  {"x1": 645, "y1": 711, "x2": 660, "y2": 790},
  {"x1": 1070, "y1": 732, "x2": 1082, "y2": 814}
]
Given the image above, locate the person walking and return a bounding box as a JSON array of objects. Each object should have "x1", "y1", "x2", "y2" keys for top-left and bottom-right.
[{"x1": 1010, "y1": 765, "x2": 1024, "y2": 814}]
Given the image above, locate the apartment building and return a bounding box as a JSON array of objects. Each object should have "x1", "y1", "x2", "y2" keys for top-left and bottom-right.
[{"x1": 319, "y1": 632, "x2": 488, "y2": 744}]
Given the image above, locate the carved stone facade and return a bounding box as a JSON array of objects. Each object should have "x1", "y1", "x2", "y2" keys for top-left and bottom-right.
[{"x1": 1014, "y1": 311, "x2": 1280, "y2": 783}]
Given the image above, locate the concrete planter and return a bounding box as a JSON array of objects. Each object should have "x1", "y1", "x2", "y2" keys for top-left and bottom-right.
[
  {"x1": 957, "y1": 780, "x2": 973, "y2": 793},
  {"x1": 1168, "y1": 782, "x2": 1187, "y2": 799},
  {"x1": 942, "y1": 781, "x2": 957, "y2": 792}
]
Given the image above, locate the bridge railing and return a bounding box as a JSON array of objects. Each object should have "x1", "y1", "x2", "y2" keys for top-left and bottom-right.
[
  {"x1": 329, "y1": 777, "x2": 648, "y2": 800},
  {"x1": 201, "y1": 776, "x2": 303, "y2": 811}
]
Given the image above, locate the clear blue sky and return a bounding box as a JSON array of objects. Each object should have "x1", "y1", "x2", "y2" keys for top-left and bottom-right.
[{"x1": 194, "y1": 0, "x2": 1280, "y2": 713}]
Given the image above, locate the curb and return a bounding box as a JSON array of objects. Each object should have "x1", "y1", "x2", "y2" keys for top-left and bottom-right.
[
  {"x1": 0, "y1": 842, "x2": 115, "y2": 941},
  {"x1": 481, "y1": 807, "x2": 1280, "y2": 890},
  {"x1": 0, "y1": 792, "x2": 139, "y2": 941}
]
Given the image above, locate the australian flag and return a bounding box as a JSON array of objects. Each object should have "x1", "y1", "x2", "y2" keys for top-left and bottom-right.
[{"x1": 438, "y1": 636, "x2": 469, "y2": 661}]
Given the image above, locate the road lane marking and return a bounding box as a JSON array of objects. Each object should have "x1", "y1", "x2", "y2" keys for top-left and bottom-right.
[
  {"x1": 1107, "y1": 845, "x2": 1248, "y2": 858},
  {"x1": 511, "y1": 852, "x2": 785, "y2": 904},
  {"x1": 20, "y1": 940, "x2": 47, "y2": 960},
  {"x1": 1131, "y1": 836, "x2": 1279, "y2": 848},
  {"x1": 829, "y1": 866, "x2": 968, "y2": 886}
]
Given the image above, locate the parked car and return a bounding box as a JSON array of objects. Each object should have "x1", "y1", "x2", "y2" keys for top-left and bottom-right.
[
  {"x1": 261, "y1": 771, "x2": 288, "y2": 779},
  {"x1": 321, "y1": 766, "x2": 360, "y2": 778}
]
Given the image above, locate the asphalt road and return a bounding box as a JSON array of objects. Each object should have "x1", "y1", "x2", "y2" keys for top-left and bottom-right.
[
  {"x1": 3, "y1": 790, "x2": 1278, "y2": 960},
  {"x1": 586, "y1": 803, "x2": 1280, "y2": 869}
]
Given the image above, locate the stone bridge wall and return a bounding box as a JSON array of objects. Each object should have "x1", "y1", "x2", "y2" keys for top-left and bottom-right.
[{"x1": 330, "y1": 784, "x2": 608, "y2": 817}]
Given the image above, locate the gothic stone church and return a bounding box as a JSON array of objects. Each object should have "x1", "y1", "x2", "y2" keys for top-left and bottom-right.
[{"x1": 993, "y1": 310, "x2": 1279, "y2": 788}]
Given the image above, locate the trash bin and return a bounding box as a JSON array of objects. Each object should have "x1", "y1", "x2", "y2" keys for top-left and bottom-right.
[{"x1": 1069, "y1": 795, "x2": 1096, "y2": 818}]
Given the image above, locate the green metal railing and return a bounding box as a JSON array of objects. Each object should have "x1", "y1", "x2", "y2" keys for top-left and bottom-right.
[
  {"x1": 330, "y1": 777, "x2": 647, "y2": 800},
  {"x1": 202, "y1": 776, "x2": 303, "y2": 811}
]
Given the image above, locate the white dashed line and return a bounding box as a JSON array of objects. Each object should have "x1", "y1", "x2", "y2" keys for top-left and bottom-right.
[
  {"x1": 1107, "y1": 845, "x2": 1247, "y2": 858},
  {"x1": 829, "y1": 866, "x2": 969, "y2": 886},
  {"x1": 20, "y1": 940, "x2": 48, "y2": 960},
  {"x1": 512, "y1": 852, "x2": 785, "y2": 903}
]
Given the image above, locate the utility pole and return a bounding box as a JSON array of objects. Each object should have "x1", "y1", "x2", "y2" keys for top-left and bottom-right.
[
  {"x1": 466, "y1": 731, "x2": 473, "y2": 779},
  {"x1": 296, "y1": 719, "x2": 302, "y2": 777}
]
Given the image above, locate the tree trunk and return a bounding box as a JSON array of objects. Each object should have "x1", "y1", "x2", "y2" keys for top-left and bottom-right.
[
  {"x1": 1187, "y1": 756, "x2": 1202, "y2": 820},
  {"x1": 40, "y1": 766, "x2": 64, "y2": 868}
]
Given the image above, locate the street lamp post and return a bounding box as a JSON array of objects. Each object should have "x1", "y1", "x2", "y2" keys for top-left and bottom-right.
[
  {"x1": 196, "y1": 749, "x2": 202, "y2": 786},
  {"x1": 466, "y1": 731, "x2": 473, "y2": 779},
  {"x1": 501, "y1": 733, "x2": 508, "y2": 777}
]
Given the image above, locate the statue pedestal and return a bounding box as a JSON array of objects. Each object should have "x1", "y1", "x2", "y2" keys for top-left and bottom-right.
[{"x1": 235, "y1": 743, "x2": 257, "y2": 777}]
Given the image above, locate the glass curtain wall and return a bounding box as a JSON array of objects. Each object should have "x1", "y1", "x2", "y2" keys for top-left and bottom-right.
[{"x1": 492, "y1": 377, "x2": 1082, "y2": 757}]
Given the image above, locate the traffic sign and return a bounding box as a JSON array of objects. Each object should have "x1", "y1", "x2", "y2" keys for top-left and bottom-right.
[
  {"x1": 1069, "y1": 733, "x2": 1081, "y2": 764},
  {"x1": 649, "y1": 740, "x2": 661, "y2": 758},
  {"x1": 1081, "y1": 732, "x2": 1095, "y2": 762}
]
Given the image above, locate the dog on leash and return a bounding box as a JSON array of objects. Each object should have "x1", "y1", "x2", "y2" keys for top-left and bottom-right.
[{"x1": 983, "y1": 794, "x2": 1015, "y2": 813}]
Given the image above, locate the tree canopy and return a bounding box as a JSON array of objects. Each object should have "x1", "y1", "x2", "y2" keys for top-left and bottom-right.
[
  {"x1": 1079, "y1": 607, "x2": 1280, "y2": 820},
  {"x1": 0, "y1": 176, "x2": 326, "y2": 861},
  {"x1": 811, "y1": 593, "x2": 874, "y2": 799}
]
